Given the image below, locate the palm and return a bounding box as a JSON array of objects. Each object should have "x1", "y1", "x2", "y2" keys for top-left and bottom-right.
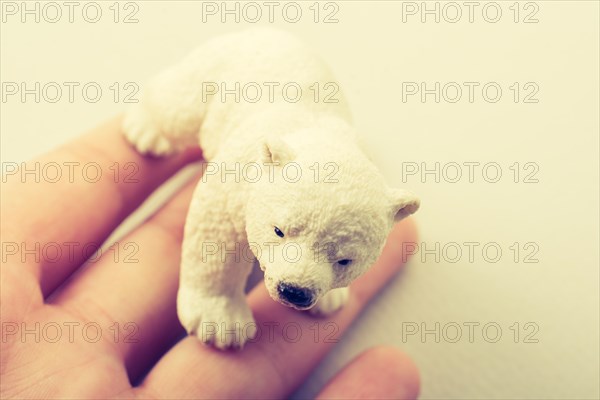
[{"x1": 1, "y1": 117, "x2": 419, "y2": 399}]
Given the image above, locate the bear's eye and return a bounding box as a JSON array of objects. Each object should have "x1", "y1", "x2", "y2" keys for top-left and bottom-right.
[
  {"x1": 274, "y1": 226, "x2": 284, "y2": 238},
  {"x1": 337, "y1": 259, "x2": 352, "y2": 266}
]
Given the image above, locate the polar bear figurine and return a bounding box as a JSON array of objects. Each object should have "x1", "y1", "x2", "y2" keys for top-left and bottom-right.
[{"x1": 122, "y1": 28, "x2": 419, "y2": 349}]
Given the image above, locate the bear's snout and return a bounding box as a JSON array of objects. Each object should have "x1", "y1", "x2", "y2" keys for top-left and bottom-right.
[{"x1": 277, "y1": 283, "x2": 315, "y2": 308}]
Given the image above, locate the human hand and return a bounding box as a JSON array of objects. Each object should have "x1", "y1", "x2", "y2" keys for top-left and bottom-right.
[{"x1": 1, "y1": 117, "x2": 420, "y2": 399}]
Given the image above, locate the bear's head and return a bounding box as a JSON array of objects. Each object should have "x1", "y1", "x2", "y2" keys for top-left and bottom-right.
[{"x1": 245, "y1": 134, "x2": 419, "y2": 310}]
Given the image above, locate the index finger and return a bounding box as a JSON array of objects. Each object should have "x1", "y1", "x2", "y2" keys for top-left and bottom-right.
[
  {"x1": 1, "y1": 116, "x2": 201, "y2": 298},
  {"x1": 136, "y1": 218, "x2": 418, "y2": 399}
]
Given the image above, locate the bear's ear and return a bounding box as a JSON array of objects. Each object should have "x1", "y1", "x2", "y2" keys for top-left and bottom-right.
[
  {"x1": 388, "y1": 189, "x2": 420, "y2": 222},
  {"x1": 261, "y1": 137, "x2": 296, "y2": 165}
]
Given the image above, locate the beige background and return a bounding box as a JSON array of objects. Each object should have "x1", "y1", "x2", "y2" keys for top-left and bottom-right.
[{"x1": 1, "y1": 1, "x2": 599, "y2": 398}]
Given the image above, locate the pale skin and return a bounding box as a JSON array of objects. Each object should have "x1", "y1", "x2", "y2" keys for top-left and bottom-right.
[{"x1": 1, "y1": 116, "x2": 420, "y2": 399}]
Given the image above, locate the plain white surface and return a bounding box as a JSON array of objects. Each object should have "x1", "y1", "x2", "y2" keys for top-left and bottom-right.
[{"x1": 2, "y1": 2, "x2": 599, "y2": 399}]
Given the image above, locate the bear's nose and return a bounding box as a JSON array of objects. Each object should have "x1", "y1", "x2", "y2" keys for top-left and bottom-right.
[{"x1": 277, "y1": 283, "x2": 314, "y2": 308}]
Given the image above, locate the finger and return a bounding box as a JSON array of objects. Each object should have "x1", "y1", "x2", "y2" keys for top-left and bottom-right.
[
  {"x1": 1, "y1": 115, "x2": 201, "y2": 298},
  {"x1": 137, "y1": 218, "x2": 418, "y2": 399},
  {"x1": 316, "y1": 346, "x2": 420, "y2": 400},
  {"x1": 52, "y1": 174, "x2": 200, "y2": 381}
]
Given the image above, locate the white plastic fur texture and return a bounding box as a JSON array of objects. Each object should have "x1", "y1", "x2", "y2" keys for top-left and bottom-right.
[{"x1": 123, "y1": 28, "x2": 420, "y2": 349}]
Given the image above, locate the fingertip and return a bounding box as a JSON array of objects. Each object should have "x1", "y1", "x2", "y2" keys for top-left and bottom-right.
[
  {"x1": 365, "y1": 346, "x2": 421, "y2": 400},
  {"x1": 177, "y1": 145, "x2": 204, "y2": 165},
  {"x1": 350, "y1": 216, "x2": 419, "y2": 305},
  {"x1": 316, "y1": 345, "x2": 420, "y2": 400},
  {"x1": 390, "y1": 216, "x2": 420, "y2": 255}
]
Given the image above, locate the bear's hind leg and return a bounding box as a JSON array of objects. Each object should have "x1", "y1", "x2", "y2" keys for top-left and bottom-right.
[{"x1": 122, "y1": 63, "x2": 208, "y2": 156}]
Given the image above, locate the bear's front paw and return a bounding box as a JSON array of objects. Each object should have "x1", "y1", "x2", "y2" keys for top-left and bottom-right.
[
  {"x1": 178, "y1": 295, "x2": 257, "y2": 350},
  {"x1": 122, "y1": 104, "x2": 174, "y2": 156},
  {"x1": 309, "y1": 287, "x2": 349, "y2": 316}
]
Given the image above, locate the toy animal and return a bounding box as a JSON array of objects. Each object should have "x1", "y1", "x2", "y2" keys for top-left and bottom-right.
[{"x1": 123, "y1": 28, "x2": 419, "y2": 349}]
